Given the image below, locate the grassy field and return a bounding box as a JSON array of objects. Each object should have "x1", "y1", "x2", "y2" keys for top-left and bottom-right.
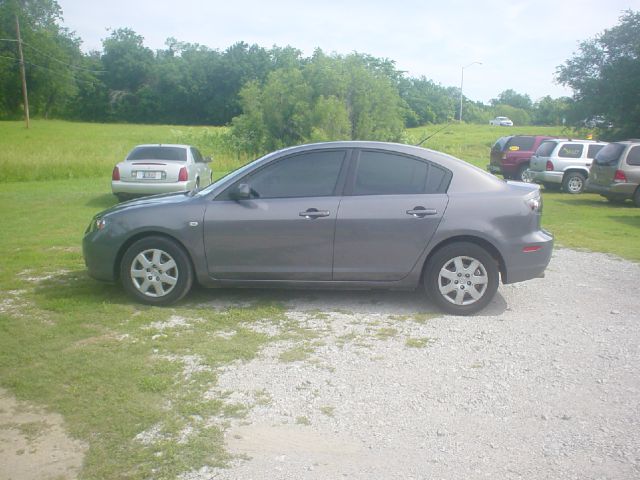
[{"x1": 0, "y1": 119, "x2": 638, "y2": 479}]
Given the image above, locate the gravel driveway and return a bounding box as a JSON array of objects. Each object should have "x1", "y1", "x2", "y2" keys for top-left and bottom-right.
[{"x1": 182, "y1": 248, "x2": 640, "y2": 480}]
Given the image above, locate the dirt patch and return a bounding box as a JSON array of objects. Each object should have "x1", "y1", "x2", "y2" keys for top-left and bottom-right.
[{"x1": 0, "y1": 388, "x2": 86, "y2": 480}]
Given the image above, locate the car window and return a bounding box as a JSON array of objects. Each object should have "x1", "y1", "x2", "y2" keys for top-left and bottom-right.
[
  {"x1": 595, "y1": 143, "x2": 625, "y2": 166},
  {"x1": 626, "y1": 146, "x2": 640, "y2": 166},
  {"x1": 587, "y1": 144, "x2": 605, "y2": 159},
  {"x1": 535, "y1": 141, "x2": 557, "y2": 157},
  {"x1": 231, "y1": 150, "x2": 345, "y2": 199},
  {"x1": 505, "y1": 136, "x2": 535, "y2": 152},
  {"x1": 127, "y1": 147, "x2": 187, "y2": 161},
  {"x1": 558, "y1": 144, "x2": 584, "y2": 158},
  {"x1": 190, "y1": 148, "x2": 203, "y2": 163},
  {"x1": 491, "y1": 136, "x2": 512, "y2": 152},
  {"x1": 352, "y1": 151, "x2": 433, "y2": 195}
]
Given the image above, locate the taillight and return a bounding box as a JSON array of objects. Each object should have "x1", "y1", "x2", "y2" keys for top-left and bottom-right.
[
  {"x1": 525, "y1": 193, "x2": 542, "y2": 212},
  {"x1": 112, "y1": 166, "x2": 120, "y2": 181},
  {"x1": 546, "y1": 160, "x2": 554, "y2": 171},
  {"x1": 178, "y1": 167, "x2": 188, "y2": 182},
  {"x1": 613, "y1": 170, "x2": 627, "y2": 182}
]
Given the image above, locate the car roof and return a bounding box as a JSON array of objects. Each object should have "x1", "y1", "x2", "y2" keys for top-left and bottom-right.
[
  {"x1": 542, "y1": 138, "x2": 606, "y2": 144},
  {"x1": 132, "y1": 144, "x2": 191, "y2": 149}
]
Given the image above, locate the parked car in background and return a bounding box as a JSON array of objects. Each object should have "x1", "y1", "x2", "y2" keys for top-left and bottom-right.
[
  {"x1": 490, "y1": 116, "x2": 514, "y2": 127},
  {"x1": 586, "y1": 140, "x2": 640, "y2": 206},
  {"x1": 528, "y1": 139, "x2": 608, "y2": 194},
  {"x1": 85, "y1": 141, "x2": 553, "y2": 315},
  {"x1": 111, "y1": 144, "x2": 212, "y2": 202},
  {"x1": 488, "y1": 135, "x2": 555, "y2": 182}
]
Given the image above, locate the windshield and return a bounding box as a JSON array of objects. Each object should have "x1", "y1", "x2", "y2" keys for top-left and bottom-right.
[
  {"x1": 595, "y1": 143, "x2": 625, "y2": 166},
  {"x1": 127, "y1": 146, "x2": 187, "y2": 161}
]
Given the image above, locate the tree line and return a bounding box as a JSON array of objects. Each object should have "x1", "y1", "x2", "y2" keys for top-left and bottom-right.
[{"x1": 1, "y1": 1, "x2": 638, "y2": 146}]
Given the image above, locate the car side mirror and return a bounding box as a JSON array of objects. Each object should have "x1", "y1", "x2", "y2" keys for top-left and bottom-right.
[{"x1": 229, "y1": 183, "x2": 251, "y2": 200}]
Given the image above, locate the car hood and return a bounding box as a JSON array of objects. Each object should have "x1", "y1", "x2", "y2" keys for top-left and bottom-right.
[{"x1": 100, "y1": 191, "x2": 194, "y2": 217}]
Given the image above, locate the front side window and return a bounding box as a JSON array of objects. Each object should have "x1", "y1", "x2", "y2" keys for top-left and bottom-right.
[
  {"x1": 558, "y1": 144, "x2": 584, "y2": 158},
  {"x1": 352, "y1": 151, "x2": 448, "y2": 195},
  {"x1": 229, "y1": 150, "x2": 345, "y2": 199}
]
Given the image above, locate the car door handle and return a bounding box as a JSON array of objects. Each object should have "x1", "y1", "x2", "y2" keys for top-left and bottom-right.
[
  {"x1": 299, "y1": 208, "x2": 330, "y2": 219},
  {"x1": 406, "y1": 207, "x2": 438, "y2": 218}
]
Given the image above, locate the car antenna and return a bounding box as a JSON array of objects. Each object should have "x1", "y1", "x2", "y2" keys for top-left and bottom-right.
[{"x1": 415, "y1": 122, "x2": 451, "y2": 147}]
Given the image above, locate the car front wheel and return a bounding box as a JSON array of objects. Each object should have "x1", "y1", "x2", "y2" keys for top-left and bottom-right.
[
  {"x1": 120, "y1": 236, "x2": 193, "y2": 305},
  {"x1": 424, "y1": 242, "x2": 499, "y2": 315}
]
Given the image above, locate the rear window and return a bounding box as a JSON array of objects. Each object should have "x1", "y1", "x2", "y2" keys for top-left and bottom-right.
[
  {"x1": 595, "y1": 143, "x2": 626, "y2": 166},
  {"x1": 587, "y1": 144, "x2": 605, "y2": 158},
  {"x1": 535, "y1": 141, "x2": 557, "y2": 157},
  {"x1": 505, "y1": 136, "x2": 536, "y2": 152},
  {"x1": 491, "y1": 136, "x2": 512, "y2": 152},
  {"x1": 127, "y1": 147, "x2": 187, "y2": 161},
  {"x1": 627, "y1": 146, "x2": 640, "y2": 166}
]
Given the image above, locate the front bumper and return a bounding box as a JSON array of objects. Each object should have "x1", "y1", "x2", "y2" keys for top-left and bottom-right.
[
  {"x1": 112, "y1": 180, "x2": 195, "y2": 195},
  {"x1": 82, "y1": 228, "x2": 120, "y2": 282},
  {"x1": 529, "y1": 170, "x2": 563, "y2": 185}
]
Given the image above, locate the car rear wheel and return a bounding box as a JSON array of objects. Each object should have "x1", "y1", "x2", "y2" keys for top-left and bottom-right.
[
  {"x1": 562, "y1": 172, "x2": 586, "y2": 194},
  {"x1": 517, "y1": 165, "x2": 532, "y2": 183},
  {"x1": 424, "y1": 242, "x2": 499, "y2": 315},
  {"x1": 120, "y1": 236, "x2": 193, "y2": 305}
]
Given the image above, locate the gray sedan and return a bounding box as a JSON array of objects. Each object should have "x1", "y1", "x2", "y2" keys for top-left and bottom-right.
[{"x1": 84, "y1": 141, "x2": 553, "y2": 315}]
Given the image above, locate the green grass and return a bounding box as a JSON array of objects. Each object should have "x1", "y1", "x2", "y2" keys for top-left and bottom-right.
[{"x1": 0, "y1": 119, "x2": 638, "y2": 478}]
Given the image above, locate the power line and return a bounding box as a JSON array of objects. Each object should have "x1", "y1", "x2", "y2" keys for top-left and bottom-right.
[
  {"x1": 0, "y1": 53, "x2": 101, "y2": 85},
  {"x1": 0, "y1": 37, "x2": 105, "y2": 73}
]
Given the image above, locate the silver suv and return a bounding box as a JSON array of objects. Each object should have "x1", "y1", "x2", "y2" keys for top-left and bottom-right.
[
  {"x1": 586, "y1": 140, "x2": 640, "y2": 207},
  {"x1": 528, "y1": 139, "x2": 608, "y2": 193}
]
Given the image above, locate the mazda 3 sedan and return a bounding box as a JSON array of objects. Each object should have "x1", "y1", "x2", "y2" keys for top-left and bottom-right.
[{"x1": 84, "y1": 141, "x2": 553, "y2": 315}]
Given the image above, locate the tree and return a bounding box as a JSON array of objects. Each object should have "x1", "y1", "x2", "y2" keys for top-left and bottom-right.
[
  {"x1": 490, "y1": 89, "x2": 533, "y2": 110},
  {"x1": 557, "y1": 10, "x2": 640, "y2": 138}
]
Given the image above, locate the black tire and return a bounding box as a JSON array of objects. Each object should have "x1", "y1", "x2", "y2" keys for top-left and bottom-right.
[
  {"x1": 516, "y1": 164, "x2": 532, "y2": 183},
  {"x1": 634, "y1": 188, "x2": 640, "y2": 208},
  {"x1": 424, "y1": 242, "x2": 499, "y2": 315},
  {"x1": 562, "y1": 171, "x2": 586, "y2": 194},
  {"x1": 115, "y1": 193, "x2": 129, "y2": 203},
  {"x1": 120, "y1": 236, "x2": 193, "y2": 306}
]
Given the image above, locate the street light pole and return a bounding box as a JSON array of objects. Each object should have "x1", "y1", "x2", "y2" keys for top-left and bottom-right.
[{"x1": 459, "y1": 61, "x2": 482, "y2": 123}]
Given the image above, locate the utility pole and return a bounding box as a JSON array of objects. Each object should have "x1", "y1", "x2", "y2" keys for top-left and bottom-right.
[{"x1": 15, "y1": 13, "x2": 30, "y2": 129}]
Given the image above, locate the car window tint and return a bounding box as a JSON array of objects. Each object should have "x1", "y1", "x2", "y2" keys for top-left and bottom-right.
[
  {"x1": 595, "y1": 143, "x2": 625, "y2": 165},
  {"x1": 558, "y1": 144, "x2": 584, "y2": 158},
  {"x1": 491, "y1": 136, "x2": 512, "y2": 152},
  {"x1": 535, "y1": 141, "x2": 557, "y2": 157},
  {"x1": 353, "y1": 151, "x2": 428, "y2": 195},
  {"x1": 626, "y1": 146, "x2": 640, "y2": 166},
  {"x1": 190, "y1": 148, "x2": 203, "y2": 163},
  {"x1": 245, "y1": 151, "x2": 345, "y2": 198},
  {"x1": 506, "y1": 136, "x2": 535, "y2": 151},
  {"x1": 587, "y1": 144, "x2": 605, "y2": 159},
  {"x1": 127, "y1": 147, "x2": 187, "y2": 161}
]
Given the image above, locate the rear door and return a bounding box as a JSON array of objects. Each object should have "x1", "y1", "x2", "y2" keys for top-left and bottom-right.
[
  {"x1": 203, "y1": 149, "x2": 348, "y2": 280},
  {"x1": 333, "y1": 149, "x2": 449, "y2": 281}
]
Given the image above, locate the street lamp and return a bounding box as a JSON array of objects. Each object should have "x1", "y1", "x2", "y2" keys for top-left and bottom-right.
[{"x1": 459, "y1": 61, "x2": 482, "y2": 123}]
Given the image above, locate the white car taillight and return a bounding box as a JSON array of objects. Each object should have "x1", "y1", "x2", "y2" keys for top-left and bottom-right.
[{"x1": 178, "y1": 167, "x2": 188, "y2": 182}]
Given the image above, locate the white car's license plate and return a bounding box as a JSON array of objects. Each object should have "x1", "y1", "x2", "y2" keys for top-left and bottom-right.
[{"x1": 137, "y1": 171, "x2": 162, "y2": 179}]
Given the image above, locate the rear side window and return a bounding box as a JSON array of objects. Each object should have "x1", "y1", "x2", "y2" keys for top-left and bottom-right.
[
  {"x1": 587, "y1": 144, "x2": 605, "y2": 158},
  {"x1": 627, "y1": 146, "x2": 640, "y2": 166},
  {"x1": 352, "y1": 151, "x2": 448, "y2": 195},
  {"x1": 558, "y1": 144, "x2": 584, "y2": 158},
  {"x1": 505, "y1": 136, "x2": 535, "y2": 152},
  {"x1": 127, "y1": 147, "x2": 187, "y2": 161},
  {"x1": 535, "y1": 141, "x2": 557, "y2": 157},
  {"x1": 595, "y1": 143, "x2": 626, "y2": 166},
  {"x1": 190, "y1": 147, "x2": 204, "y2": 163}
]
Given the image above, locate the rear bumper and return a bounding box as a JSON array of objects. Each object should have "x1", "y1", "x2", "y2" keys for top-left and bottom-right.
[
  {"x1": 529, "y1": 170, "x2": 563, "y2": 184},
  {"x1": 503, "y1": 229, "x2": 554, "y2": 284},
  {"x1": 487, "y1": 164, "x2": 502, "y2": 175},
  {"x1": 585, "y1": 180, "x2": 636, "y2": 197},
  {"x1": 112, "y1": 180, "x2": 195, "y2": 195}
]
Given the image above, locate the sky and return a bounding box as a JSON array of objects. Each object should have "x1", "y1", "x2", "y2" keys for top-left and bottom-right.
[{"x1": 57, "y1": 0, "x2": 637, "y2": 104}]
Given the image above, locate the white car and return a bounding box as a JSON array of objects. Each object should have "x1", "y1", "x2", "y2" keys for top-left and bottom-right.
[
  {"x1": 489, "y1": 116, "x2": 514, "y2": 127},
  {"x1": 111, "y1": 144, "x2": 212, "y2": 201}
]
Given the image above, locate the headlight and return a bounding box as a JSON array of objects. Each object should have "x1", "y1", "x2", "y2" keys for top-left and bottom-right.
[{"x1": 86, "y1": 217, "x2": 107, "y2": 234}]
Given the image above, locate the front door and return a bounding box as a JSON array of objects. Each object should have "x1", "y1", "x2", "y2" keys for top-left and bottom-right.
[{"x1": 203, "y1": 150, "x2": 347, "y2": 280}]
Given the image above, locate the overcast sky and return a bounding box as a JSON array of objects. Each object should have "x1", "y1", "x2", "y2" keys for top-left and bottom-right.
[{"x1": 57, "y1": 0, "x2": 635, "y2": 103}]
